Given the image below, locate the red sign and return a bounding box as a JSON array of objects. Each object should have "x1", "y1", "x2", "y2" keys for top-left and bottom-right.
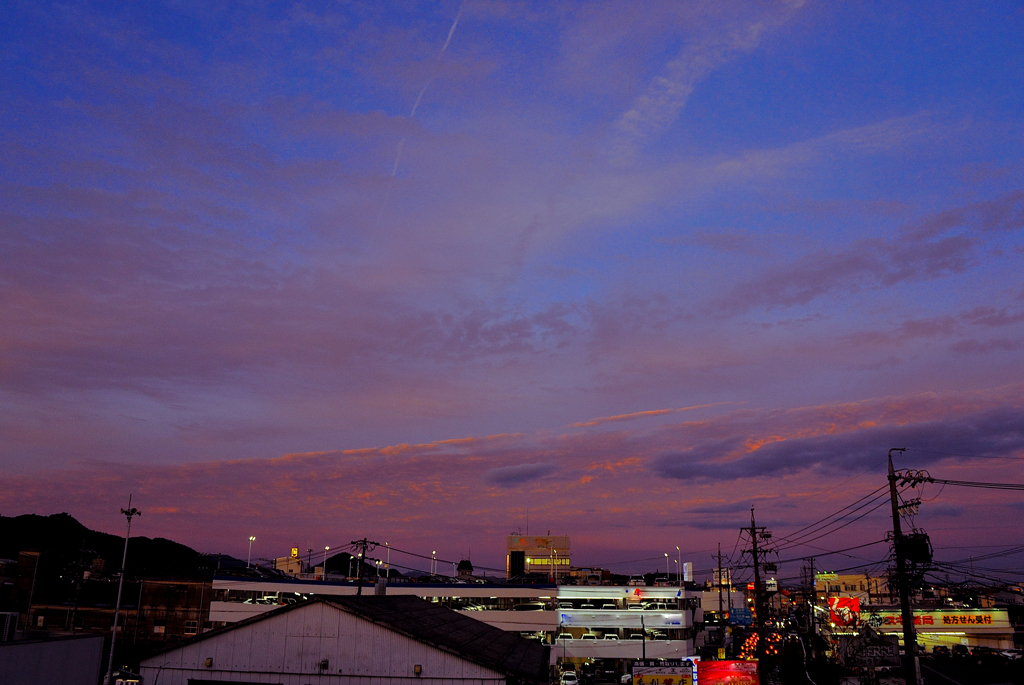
[
  {"x1": 829, "y1": 597, "x2": 860, "y2": 627},
  {"x1": 697, "y1": 661, "x2": 758, "y2": 685}
]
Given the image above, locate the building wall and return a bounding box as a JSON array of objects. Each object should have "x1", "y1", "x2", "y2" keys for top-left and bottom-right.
[
  {"x1": 0, "y1": 635, "x2": 104, "y2": 685},
  {"x1": 141, "y1": 601, "x2": 509, "y2": 685},
  {"x1": 815, "y1": 573, "x2": 889, "y2": 605},
  {"x1": 506, "y1": 536, "x2": 570, "y2": 579},
  {"x1": 696, "y1": 589, "x2": 744, "y2": 615},
  {"x1": 28, "y1": 578, "x2": 211, "y2": 642}
]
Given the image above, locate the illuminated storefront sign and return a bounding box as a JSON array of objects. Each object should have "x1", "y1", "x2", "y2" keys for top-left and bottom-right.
[
  {"x1": 696, "y1": 661, "x2": 758, "y2": 685},
  {"x1": 869, "y1": 610, "x2": 1009, "y2": 630},
  {"x1": 631, "y1": 659, "x2": 699, "y2": 685},
  {"x1": 829, "y1": 597, "x2": 860, "y2": 627}
]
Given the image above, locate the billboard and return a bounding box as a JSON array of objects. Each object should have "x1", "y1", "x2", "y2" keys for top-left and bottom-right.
[
  {"x1": 837, "y1": 633, "x2": 900, "y2": 667},
  {"x1": 869, "y1": 609, "x2": 1010, "y2": 630},
  {"x1": 728, "y1": 607, "x2": 752, "y2": 626},
  {"x1": 829, "y1": 597, "x2": 860, "y2": 627},
  {"x1": 696, "y1": 661, "x2": 758, "y2": 685},
  {"x1": 630, "y1": 659, "x2": 698, "y2": 685}
]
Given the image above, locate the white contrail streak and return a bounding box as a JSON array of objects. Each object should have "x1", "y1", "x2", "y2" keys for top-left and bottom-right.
[
  {"x1": 440, "y1": 4, "x2": 463, "y2": 55},
  {"x1": 375, "y1": 3, "x2": 465, "y2": 226},
  {"x1": 390, "y1": 2, "x2": 464, "y2": 175}
]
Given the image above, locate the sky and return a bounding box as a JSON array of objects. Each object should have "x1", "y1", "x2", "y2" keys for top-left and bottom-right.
[{"x1": 1, "y1": 0, "x2": 1023, "y2": 581}]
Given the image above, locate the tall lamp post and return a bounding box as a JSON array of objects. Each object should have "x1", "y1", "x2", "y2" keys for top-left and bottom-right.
[
  {"x1": 664, "y1": 552, "x2": 670, "y2": 579},
  {"x1": 676, "y1": 546, "x2": 682, "y2": 587},
  {"x1": 385, "y1": 542, "x2": 390, "y2": 577},
  {"x1": 323, "y1": 546, "x2": 330, "y2": 577},
  {"x1": 247, "y1": 536, "x2": 256, "y2": 568},
  {"x1": 431, "y1": 550, "x2": 436, "y2": 576},
  {"x1": 104, "y1": 497, "x2": 141, "y2": 685}
]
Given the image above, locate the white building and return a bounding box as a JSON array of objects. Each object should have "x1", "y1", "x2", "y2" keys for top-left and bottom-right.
[
  {"x1": 207, "y1": 578, "x2": 703, "y2": 665},
  {"x1": 140, "y1": 596, "x2": 549, "y2": 685}
]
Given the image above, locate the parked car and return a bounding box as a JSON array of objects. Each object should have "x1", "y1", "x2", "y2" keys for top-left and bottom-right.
[
  {"x1": 513, "y1": 602, "x2": 547, "y2": 611},
  {"x1": 628, "y1": 633, "x2": 644, "y2": 640},
  {"x1": 601, "y1": 602, "x2": 617, "y2": 609},
  {"x1": 561, "y1": 672, "x2": 579, "y2": 685},
  {"x1": 581, "y1": 633, "x2": 598, "y2": 640},
  {"x1": 627, "y1": 575, "x2": 645, "y2": 586},
  {"x1": 604, "y1": 634, "x2": 619, "y2": 640},
  {"x1": 557, "y1": 633, "x2": 574, "y2": 641},
  {"x1": 952, "y1": 644, "x2": 970, "y2": 657},
  {"x1": 558, "y1": 602, "x2": 575, "y2": 609},
  {"x1": 644, "y1": 602, "x2": 671, "y2": 610},
  {"x1": 932, "y1": 645, "x2": 950, "y2": 657}
]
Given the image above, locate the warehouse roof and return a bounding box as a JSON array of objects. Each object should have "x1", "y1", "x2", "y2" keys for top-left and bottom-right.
[{"x1": 145, "y1": 595, "x2": 548, "y2": 684}]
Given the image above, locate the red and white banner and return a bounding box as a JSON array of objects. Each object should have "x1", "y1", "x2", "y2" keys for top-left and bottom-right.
[{"x1": 829, "y1": 597, "x2": 860, "y2": 627}]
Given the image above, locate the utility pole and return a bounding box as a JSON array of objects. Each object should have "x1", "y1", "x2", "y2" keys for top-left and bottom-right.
[
  {"x1": 105, "y1": 496, "x2": 141, "y2": 685},
  {"x1": 748, "y1": 508, "x2": 766, "y2": 629},
  {"x1": 741, "y1": 507, "x2": 776, "y2": 684},
  {"x1": 807, "y1": 557, "x2": 816, "y2": 636},
  {"x1": 717, "y1": 544, "x2": 724, "y2": 619},
  {"x1": 350, "y1": 538, "x2": 379, "y2": 596},
  {"x1": 888, "y1": 448, "x2": 920, "y2": 685}
]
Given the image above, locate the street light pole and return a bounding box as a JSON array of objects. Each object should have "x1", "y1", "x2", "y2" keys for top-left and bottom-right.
[
  {"x1": 664, "y1": 552, "x2": 670, "y2": 579},
  {"x1": 323, "y1": 546, "x2": 330, "y2": 578},
  {"x1": 431, "y1": 551, "x2": 436, "y2": 576},
  {"x1": 104, "y1": 496, "x2": 141, "y2": 685},
  {"x1": 247, "y1": 536, "x2": 255, "y2": 568},
  {"x1": 385, "y1": 542, "x2": 390, "y2": 577},
  {"x1": 676, "y1": 546, "x2": 682, "y2": 587}
]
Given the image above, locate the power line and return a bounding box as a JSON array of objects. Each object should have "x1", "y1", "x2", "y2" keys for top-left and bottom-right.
[
  {"x1": 777, "y1": 495, "x2": 893, "y2": 551},
  {"x1": 930, "y1": 478, "x2": 1024, "y2": 491},
  {"x1": 775, "y1": 539, "x2": 889, "y2": 565},
  {"x1": 774, "y1": 486, "x2": 890, "y2": 549}
]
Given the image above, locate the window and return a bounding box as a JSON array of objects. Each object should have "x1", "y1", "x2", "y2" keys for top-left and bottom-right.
[
  {"x1": 185, "y1": 620, "x2": 199, "y2": 636},
  {"x1": 153, "y1": 625, "x2": 166, "y2": 634}
]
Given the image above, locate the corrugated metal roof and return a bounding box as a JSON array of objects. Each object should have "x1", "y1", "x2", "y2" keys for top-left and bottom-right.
[
  {"x1": 327, "y1": 596, "x2": 549, "y2": 683},
  {"x1": 144, "y1": 595, "x2": 549, "y2": 684}
]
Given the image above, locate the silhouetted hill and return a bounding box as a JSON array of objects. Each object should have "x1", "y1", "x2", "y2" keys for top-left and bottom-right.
[{"x1": 0, "y1": 512, "x2": 213, "y2": 578}]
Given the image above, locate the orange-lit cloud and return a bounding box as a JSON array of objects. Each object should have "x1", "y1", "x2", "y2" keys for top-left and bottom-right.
[{"x1": 571, "y1": 402, "x2": 737, "y2": 428}]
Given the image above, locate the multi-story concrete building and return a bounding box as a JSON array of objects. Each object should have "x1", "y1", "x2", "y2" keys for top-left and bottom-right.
[
  {"x1": 207, "y1": 575, "x2": 704, "y2": 672},
  {"x1": 506, "y1": 535, "x2": 570, "y2": 581}
]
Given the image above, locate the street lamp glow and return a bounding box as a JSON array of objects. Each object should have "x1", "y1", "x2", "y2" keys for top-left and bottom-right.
[
  {"x1": 323, "y1": 546, "x2": 330, "y2": 577},
  {"x1": 676, "y1": 546, "x2": 682, "y2": 587},
  {"x1": 247, "y1": 536, "x2": 256, "y2": 568}
]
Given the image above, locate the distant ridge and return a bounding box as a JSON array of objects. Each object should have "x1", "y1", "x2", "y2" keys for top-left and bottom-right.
[{"x1": 0, "y1": 512, "x2": 221, "y2": 578}]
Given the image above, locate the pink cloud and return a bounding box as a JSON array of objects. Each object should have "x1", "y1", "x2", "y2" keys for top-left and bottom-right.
[{"x1": 2, "y1": 385, "x2": 1021, "y2": 568}]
